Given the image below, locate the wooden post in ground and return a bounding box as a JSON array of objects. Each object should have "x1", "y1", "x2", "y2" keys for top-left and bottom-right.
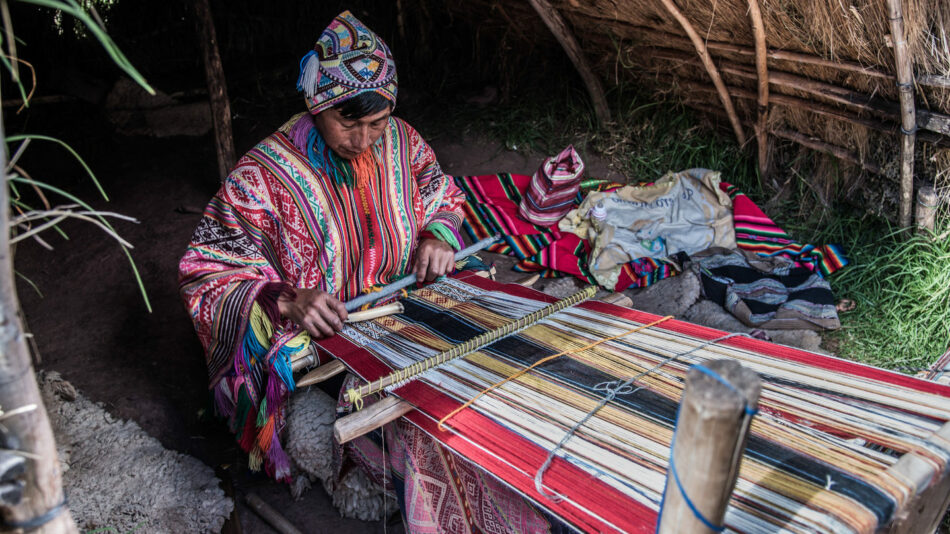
[
  {"x1": 0, "y1": 117, "x2": 77, "y2": 533},
  {"x1": 527, "y1": 0, "x2": 611, "y2": 127},
  {"x1": 657, "y1": 359, "x2": 761, "y2": 534},
  {"x1": 194, "y1": 0, "x2": 235, "y2": 182},
  {"x1": 915, "y1": 185, "x2": 938, "y2": 234},
  {"x1": 886, "y1": 0, "x2": 917, "y2": 228}
]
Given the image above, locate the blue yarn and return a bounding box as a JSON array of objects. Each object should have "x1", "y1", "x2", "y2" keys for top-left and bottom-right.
[
  {"x1": 296, "y1": 50, "x2": 318, "y2": 92},
  {"x1": 306, "y1": 127, "x2": 352, "y2": 186},
  {"x1": 270, "y1": 344, "x2": 297, "y2": 394}
]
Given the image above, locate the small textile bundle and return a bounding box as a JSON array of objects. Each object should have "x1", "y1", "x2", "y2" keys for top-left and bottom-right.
[
  {"x1": 518, "y1": 145, "x2": 585, "y2": 227},
  {"x1": 696, "y1": 247, "x2": 840, "y2": 330}
]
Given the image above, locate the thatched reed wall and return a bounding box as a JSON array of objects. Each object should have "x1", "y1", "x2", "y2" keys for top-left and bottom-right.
[{"x1": 441, "y1": 0, "x2": 950, "y2": 220}]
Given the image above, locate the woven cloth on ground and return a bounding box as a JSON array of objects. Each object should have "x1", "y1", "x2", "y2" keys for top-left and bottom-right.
[
  {"x1": 559, "y1": 169, "x2": 736, "y2": 288},
  {"x1": 178, "y1": 113, "x2": 465, "y2": 479},
  {"x1": 454, "y1": 171, "x2": 847, "y2": 291},
  {"x1": 319, "y1": 272, "x2": 950, "y2": 533},
  {"x1": 695, "y1": 247, "x2": 840, "y2": 330}
]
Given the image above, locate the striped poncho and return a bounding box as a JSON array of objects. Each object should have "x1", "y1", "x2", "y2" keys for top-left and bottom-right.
[{"x1": 178, "y1": 113, "x2": 465, "y2": 479}]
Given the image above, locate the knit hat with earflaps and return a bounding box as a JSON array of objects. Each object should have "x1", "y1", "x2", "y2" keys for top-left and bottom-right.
[{"x1": 297, "y1": 10, "x2": 398, "y2": 114}]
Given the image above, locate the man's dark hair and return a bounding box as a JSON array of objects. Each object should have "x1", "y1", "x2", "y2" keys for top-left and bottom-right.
[{"x1": 334, "y1": 91, "x2": 392, "y2": 119}]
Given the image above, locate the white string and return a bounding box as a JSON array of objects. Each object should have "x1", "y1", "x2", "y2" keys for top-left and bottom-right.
[{"x1": 533, "y1": 332, "x2": 751, "y2": 499}]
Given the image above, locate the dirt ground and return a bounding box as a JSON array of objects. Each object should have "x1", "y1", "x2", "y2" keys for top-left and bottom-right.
[{"x1": 10, "y1": 99, "x2": 619, "y2": 533}]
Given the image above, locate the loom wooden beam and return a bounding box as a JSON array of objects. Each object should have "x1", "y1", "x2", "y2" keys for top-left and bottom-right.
[
  {"x1": 295, "y1": 359, "x2": 346, "y2": 388},
  {"x1": 886, "y1": 0, "x2": 917, "y2": 228},
  {"x1": 193, "y1": 0, "x2": 235, "y2": 182},
  {"x1": 657, "y1": 360, "x2": 761, "y2": 534},
  {"x1": 658, "y1": 0, "x2": 746, "y2": 147},
  {"x1": 881, "y1": 421, "x2": 950, "y2": 532},
  {"x1": 527, "y1": 0, "x2": 611, "y2": 127},
  {"x1": 747, "y1": 0, "x2": 770, "y2": 184},
  {"x1": 335, "y1": 396, "x2": 414, "y2": 444},
  {"x1": 332, "y1": 291, "x2": 630, "y2": 444}
]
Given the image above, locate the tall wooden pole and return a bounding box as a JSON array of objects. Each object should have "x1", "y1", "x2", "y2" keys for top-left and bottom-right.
[
  {"x1": 0, "y1": 118, "x2": 77, "y2": 532},
  {"x1": 657, "y1": 359, "x2": 760, "y2": 534},
  {"x1": 194, "y1": 0, "x2": 235, "y2": 183},
  {"x1": 527, "y1": 0, "x2": 611, "y2": 127},
  {"x1": 658, "y1": 0, "x2": 746, "y2": 147},
  {"x1": 886, "y1": 0, "x2": 917, "y2": 228},
  {"x1": 747, "y1": 0, "x2": 770, "y2": 185}
]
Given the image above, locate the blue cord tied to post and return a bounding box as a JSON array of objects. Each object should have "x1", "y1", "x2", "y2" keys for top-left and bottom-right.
[{"x1": 655, "y1": 363, "x2": 758, "y2": 533}]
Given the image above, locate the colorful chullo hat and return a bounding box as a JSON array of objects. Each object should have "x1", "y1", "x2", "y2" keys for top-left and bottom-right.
[{"x1": 297, "y1": 11, "x2": 397, "y2": 114}]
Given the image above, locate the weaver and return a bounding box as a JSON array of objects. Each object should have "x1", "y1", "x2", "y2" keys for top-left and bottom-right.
[{"x1": 318, "y1": 271, "x2": 950, "y2": 534}]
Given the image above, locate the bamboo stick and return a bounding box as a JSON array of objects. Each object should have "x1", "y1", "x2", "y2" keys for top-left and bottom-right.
[
  {"x1": 747, "y1": 0, "x2": 770, "y2": 184},
  {"x1": 527, "y1": 0, "x2": 611, "y2": 126},
  {"x1": 657, "y1": 0, "x2": 746, "y2": 147},
  {"x1": 886, "y1": 0, "x2": 917, "y2": 228},
  {"x1": 657, "y1": 360, "x2": 761, "y2": 534}
]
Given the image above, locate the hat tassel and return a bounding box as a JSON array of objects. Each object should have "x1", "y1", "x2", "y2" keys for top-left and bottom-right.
[{"x1": 296, "y1": 50, "x2": 321, "y2": 98}]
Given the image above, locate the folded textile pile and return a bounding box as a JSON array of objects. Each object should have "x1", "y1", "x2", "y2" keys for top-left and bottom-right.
[{"x1": 455, "y1": 169, "x2": 847, "y2": 295}]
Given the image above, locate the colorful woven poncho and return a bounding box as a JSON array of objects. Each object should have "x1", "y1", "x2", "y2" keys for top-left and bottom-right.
[{"x1": 178, "y1": 114, "x2": 465, "y2": 479}]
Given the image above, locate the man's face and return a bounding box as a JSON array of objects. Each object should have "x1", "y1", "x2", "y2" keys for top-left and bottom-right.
[{"x1": 313, "y1": 106, "x2": 392, "y2": 160}]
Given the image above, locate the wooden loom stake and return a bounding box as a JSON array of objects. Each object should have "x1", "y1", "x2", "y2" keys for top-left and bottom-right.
[
  {"x1": 657, "y1": 360, "x2": 761, "y2": 534},
  {"x1": 886, "y1": 0, "x2": 917, "y2": 228},
  {"x1": 658, "y1": 0, "x2": 746, "y2": 147},
  {"x1": 747, "y1": 0, "x2": 770, "y2": 184},
  {"x1": 527, "y1": 0, "x2": 611, "y2": 127},
  {"x1": 882, "y1": 421, "x2": 950, "y2": 532}
]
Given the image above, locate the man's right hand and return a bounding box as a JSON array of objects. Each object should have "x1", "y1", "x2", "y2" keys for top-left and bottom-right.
[{"x1": 277, "y1": 288, "x2": 348, "y2": 339}]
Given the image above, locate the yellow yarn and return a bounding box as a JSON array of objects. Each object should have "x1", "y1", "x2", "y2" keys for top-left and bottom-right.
[{"x1": 437, "y1": 315, "x2": 674, "y2": 431}]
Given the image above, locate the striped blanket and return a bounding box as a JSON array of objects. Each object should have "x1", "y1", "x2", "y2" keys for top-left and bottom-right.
[
  {"x1": 455, "y1": 173, "x2": 847, "y2": 291},
  {"x1": 320, "y1": 273, "x2": 950, "y2": 533}
]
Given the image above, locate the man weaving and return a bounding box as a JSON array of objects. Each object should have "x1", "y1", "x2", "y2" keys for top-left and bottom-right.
[{"x1": 179, "y1": 11, "x2": 562, "y2": 532}]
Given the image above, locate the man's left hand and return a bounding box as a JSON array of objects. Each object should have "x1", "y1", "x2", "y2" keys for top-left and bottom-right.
[{"x1": 413, "y1": 239, "x2": 455, "y2": 282}]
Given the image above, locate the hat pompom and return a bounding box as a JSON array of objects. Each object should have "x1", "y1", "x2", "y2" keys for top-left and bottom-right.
[{"x1": 296, "y1": 50, "x2": 321, "y2": 98}]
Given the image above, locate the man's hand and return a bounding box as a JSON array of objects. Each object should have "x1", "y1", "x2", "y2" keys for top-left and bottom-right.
[
  {"x1": 277, "y1": 288, "x2": 348, "y2": 339},
  {"x1": 413, "y1": 238, "x2": 455, "y2": 282}
]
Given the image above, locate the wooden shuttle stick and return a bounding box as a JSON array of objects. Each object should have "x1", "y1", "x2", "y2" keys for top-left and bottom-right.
[
  {"x1": 295, "y1": 359, "x2": 346, "y2": 388},
  {"x1": 345, "y1": 301, "x2": 404, "y2": 323}
]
